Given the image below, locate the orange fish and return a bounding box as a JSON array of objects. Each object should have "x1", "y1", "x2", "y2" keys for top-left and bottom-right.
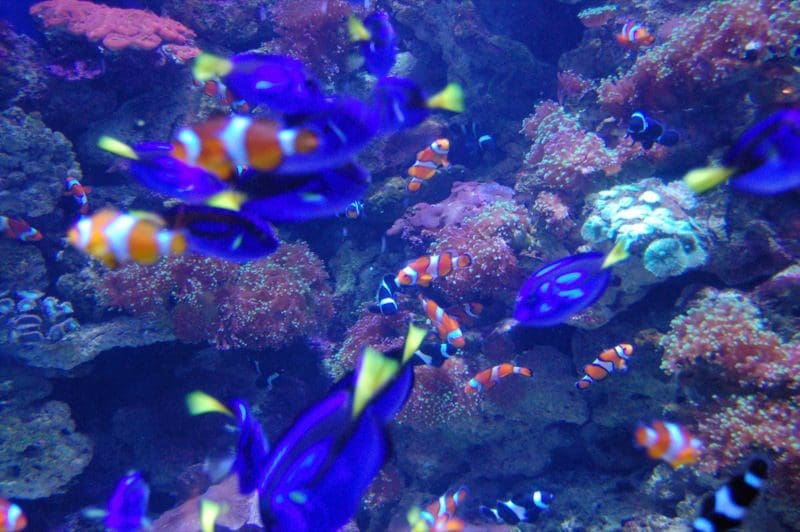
[
  {"x1": 0, "y1": 497, "x2": 26, "y2": 531},
  {"x1": 0, "y1": 215, "x2": 42, "y2": 242},
  {"x1": 67, "y1": 209, "x2": 186, "y2": 269},
  {"x1": 635, "y1": 421, "x2": 702, "y2": 468},
  {"x1": 407, "y1": 138, "x2": 450, "y2": 192},
  {"x1": 422, "y1": 486, "x2": 469, "y2": 525},
  {"x1": 396, "y1": 251, "x2": 472, "y2": 287},
  {"x1": 575, "y1": 343, "x2": 634, "y2": 390},
  {"x1": 419, "y1": 294, "x2": 465, "y2": 349},
  {"x1": 465, "y1": 363, "x2": 532, "y2": 394},
  {"x1": 616, "y1": 22, "x2": 655, "y2": 48},
  {"x1": 199, "y1": 79, "x2": 251, "y2": 113},
  {"x1": 64, "y1": 176, "x2": 91, "y2": 214}
]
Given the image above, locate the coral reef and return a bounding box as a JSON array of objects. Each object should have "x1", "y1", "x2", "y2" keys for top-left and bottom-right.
[
  {"x1": 102, "y1": 243, "x2": 334, "y2": 351},
  {"x1": 162, "y1": 0, "x2": 266, "y2": 50},
  {"x1": 0, "y1": 241, "x2": 48, "y2": 293},
  {"x1": 0, "y1": 22, "x2": 48, "y2": 106}
]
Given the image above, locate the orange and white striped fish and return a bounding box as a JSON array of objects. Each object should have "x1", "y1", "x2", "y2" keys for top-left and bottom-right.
[
  {"x1": 64, "y1": 176, "x2": 92, "y2": 214},
  {"x1": 616, "y1": 22, "x2": 655, "y2": 48},
  {"x1": 407, "y1": 138, "x2": 450, "y2": 192},
  {"x1": 635, "y1": 421, "x2": 702, "y2": 468},
  {"x1": 419, "y1": 294, "x2": 465, "y2": 349},
  {"x1": 421, "y1": 486, "x2": 469, "y2": 525},
  {"x1": 67, "y1": 209, "x2": 186, "y2": 269},
  {"x1": 396, "y1": 251, "x2": 472, "y2": 287},
  {"x1": 170, "y1": 115, "x2": 319, "y2": 179},
  {"x1": 0, "y1": 497, "x2": 27, "y2": 531},
  {"x1": 575, "y1": 343, "x2": 634, "y2": 390},
  {"x1": 465, "y1": 363, "x2": 532, "y2": 394}
]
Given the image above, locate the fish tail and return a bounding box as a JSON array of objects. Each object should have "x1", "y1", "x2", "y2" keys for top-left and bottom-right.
[
  {"x1": 206, "y1": 191, "x2": 248, "y2": 212},
  {"x1": 347, "y1": 15, "x2": 371, "y2": 42},
  {"x1": 352, "y1": 347, "x2": 401, "y2": 418},
  {"x1": 518, "y1": 367, "x2": 533, "y2": 377},
  {"x1": 602, "y1": 240, "x2": 630, "y2": 269},
  {"x1": 200, "y1": 499, "x2": 225, "y2": 532},
  {"x1": 427, "y1": 83, "x2": 465, "y2": 113},
  {"x1": 186, "y1": 390, "x2": 234, "y2": 417},
  {"x1": 402, "y1": 324, "x2": 428, "y2": 364},
  {"x1": 683, "y1": 166, "x2": 735, "y2": 193},
  {"x1": 193, "y1": 53, "x2": 234, "y2": 82},
  {"x1": 97, "y1": 136, "x2": 139, "y2": 160}
]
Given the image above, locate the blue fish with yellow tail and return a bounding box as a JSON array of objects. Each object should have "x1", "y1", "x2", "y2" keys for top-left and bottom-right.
[
  {"x1": 684, "y1": 108, "x2": 800, "y2": 194},
  {"x1": 83, "y1": 471, "x2": 150, "y2": 532},
  {"x1": 370, "y1": 77, "x2": 464, "y2": 133},
  {"x1": 348, "y1": 11, "x2": 397, "y2": 77},
  {"x1": 193, "y1": 52, "x2": 325, "y2": 114},
  {"x1": 514, "y1": 241, "x2": 629, "y2": 327}
]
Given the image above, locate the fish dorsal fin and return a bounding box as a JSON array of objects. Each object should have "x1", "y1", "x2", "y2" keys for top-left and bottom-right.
[
  {"x1": 402, "y1": 324, "x2": 428, "y2": 364},
  {"x1": 602, "y1": 240, "x2": 630, "y2": 269},
  {"x1": 193, "y1": 53, "x2": 234, "y2": 82},
  {"x1": 683, "y1": 166, "x2": 735, "y2": 193},
  {"x1": 186, "y1": 390, "x2": 234, "y2": 417},
  {"x1": 352, "y1": 347, "x2": 400, "y2": 418},
  {"x1": 427, "y1": 83, "x2": 465, "y2": 113},
  {"x1": 98, "y1": 136, "x2": 139, "y2": 160},
  {"x1": 347, "y1": 16, "x2": 371, "y2": 42}
]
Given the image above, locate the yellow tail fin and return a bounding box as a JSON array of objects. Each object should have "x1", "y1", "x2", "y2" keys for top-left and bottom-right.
[
  {"x1": 206, "y1": 191, "x2": 247, "y2": 212},
  {"x1": 347, "y1": 15, "x2": 371, "y2": 42},
  {"x1": 402, "y1": 324, "x2": 428, "y2": 364},
  {"x1": 683, "y1": 166, "x2": 735, "y2": 193},
  {"x1": 200, "y1": 499, "x2": 224, "y2": 532},
  {"x1": 97, "y1": 136, "x2": 138, "y2": 160},
  {"x1": 193, "y1": 53, "x2": 234, "y2": 82},
  {"x1": 186, "y1": 391, "x2": 234, "y2": 417},
  {"x1": 352, "y1": 347, "x2": 400, "y2": 418},
  {"x1": 601, "y1": 240, "x2": 630, "y2": 269},
  {"x1": 426, "y1": 83, "x2": 465, "y2": 113}
]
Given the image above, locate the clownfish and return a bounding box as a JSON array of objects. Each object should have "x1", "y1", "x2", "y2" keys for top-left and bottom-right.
[
  {"x1": 396, "y1": 251, "x2": 472, "y2": 287},
  {"x1": 410, "y1": 341, "x2": 459, "y2": 368},
  {"x1": 480, "y1": 489, "x2": 554, "y2": 525},
  {"x1": 0, "y1": 497, "x2": 26, "y2": 531},
  {"x1": 576, "y1": 343, "x2": 634, "y2": 390},
  {"x1": 616, "y1": 22, "x2": 655, "y2": 48},
  {"x1": 635, "y1": 420, "x2": 702, "y2": 468},
  {"x1": 465, "y1": 363, "x2": 532, "y2": 394},
  {"x1": 1, "y1": 216, "x2": 42, "y2": 242},
  {"x1": 170, "y1": 115, "x2": 319, "y2": 179},
  {"x1": 420, "y1": 486, "x2": 469, "y2": 526},
  {"x1": 693, "y1": 457, "x2": 768, "y2": 532},
  {"x1": 345, "y1": 200, "x2": 364, "y2": 219},
  {"x1": 407, "y1": 138, "x2": 450, "y2": 192},
  {"x1": 67, "y1": 209, "x2": 186, "y2": 269},
  {"x1": 198, "y1": 79, "x2": 250, "y2": 113},
  {"x1": 64, "y1": 176, "x2": 92, "y2": 214},
  {"x1": 418, "y1": 294, "x2": 465, "y2": 349},
  {"x1": 369, "y1": 274, "x2": 399, "y2": 316}
]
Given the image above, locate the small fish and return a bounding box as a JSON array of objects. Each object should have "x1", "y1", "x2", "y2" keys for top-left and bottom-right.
[
  {"x1": 369, "y1": 274, "x2": 400, "y2": 315},
  {"x1": 449, "y1": 120, "x2": 499, "y2": 167},
  {"x1": 0, "y1": 216, "x2": 42, "y2": 242},
  {"x1": 627, "y1": 111, "x2": 679, "y2": 150},
  {"x1": 684, "y1": 108, "x2": 800, "y2": 194},
  {"x1": 371, "y1": 77, "x2": 464, "y2": 133},
  {"x1": 193, "y1": 53, "x2": 324, "y2": 114},
  {"x1": 407, "y1": 138, "x2": 451, "y2": 192},
  {"x1": 616, "y1": 22, "x2": 655, "y2": 48},
  {"x1": 692, "y1": 457, "x2": 768, "y2": 532},
  {"x1": 420, "y1": 486, "x2": 469, "y2": 527},
  {"x1": 344, "y1": 200, "x2": 364, "y2": 219},
  {"x1": 348, "y1": 11, "x2": 397, "y2": 77},
  {"x1": 396, "y1": 251, "x2": 472, "y2": 287},
  {"x1": 576, "y1": 343, "x2": 634, "y2": 390},
  {"x1": 514, "y1": 240, "x2": 629, "y2": 327},
  {"x1": 67, "y1": 209, "x2": 186, "y2": 269},
  {"x1": 83, "y1": 471, "x2": 150, "y2": 532},
  {"x1": 480, "y1": 489, "x2": 555, "y2": 525},
  {"x1": 410, "y1": 341, "x2": 459, "y2": 367},
  {"x1": 465, "y1": 363, "x2": 532, "y2": 394},
  {"x1": 634, "y1": 420, "x2": 702, "y2": 468},
  {"x1": 419, "y1": 294, "x2": 465, "y2": 349},
  {"x1": 0, "y1": 497, "x2": 27, "y2": 531},
  {"x1": 64, "y1": 176, "x2": 92, "y2": 214},
  {"x1": 196, "y1": 79, "x2": 250, "y2": 113}
]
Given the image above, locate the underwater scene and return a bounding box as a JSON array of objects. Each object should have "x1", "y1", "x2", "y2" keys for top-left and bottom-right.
[{"x1": 0, "y1": 0, "x2": 799, "y2": 530}]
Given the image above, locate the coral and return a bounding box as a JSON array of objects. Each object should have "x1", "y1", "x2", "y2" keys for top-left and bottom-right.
[
  {"x1": 597, "y1": 1, "x2": 800, "y2": 118},
  {"x1": 395, "y1": 357, "x2": 475, "y2": 429},
  {"x1": 162, "y1": 0, "x2": 266, "y2": 50},
  {"x1": 0, "y1": 106, "x2": 81, "y2": 219},
  {"x1": 660, "y1": 288, "x2": 799, "y2": 389},
  {"x1": 577, "y1": 5, "x2": 618, "y2": 28},
  {"x1": 0, "y1": 289, "x2": 79, "y2": 345},
  {"x1": 0, "y1": 241, "x2": 47, "y2": 293},
  {"x1": 0, "y1": 22, "x2": 48, "y2": 106},
  {"x1": 0, "y1": 401, "x2": 92, "y2": 499},
  {"x1": 557, "y1": 70, "x2": 593, "y2": 106},
  {"x1": 533, "y1": 191, "x2": 575, "y2": 240},
  {"x1": 102, "y1": 243, "x2": 334, "y2": 351},
  {"x1": 30, "y1": 0, "x2": 198, "y2": 55}
]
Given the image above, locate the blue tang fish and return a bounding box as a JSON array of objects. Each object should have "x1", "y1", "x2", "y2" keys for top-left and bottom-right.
[
  {"x1": 193, "y1": 53, "x2": 325, "y2": 114},
  {"x1": 514, "y1": 241, "x2": 629, "y2": 327},
  {"x1": 685, "y1": 108, "x2": 800, "y2": 194},
  {"x1": 370, "y1": 77, "x2": 464, "y2": 133},
  {"x1": 348, "y1": 11, "x2": 398, "y2": 77},
  {"x1": 83, "y1": 471, "x2": 150, "y2": 531},
  {"x1": 188, "y1": 325, "x2": 427, "y2": 532}
]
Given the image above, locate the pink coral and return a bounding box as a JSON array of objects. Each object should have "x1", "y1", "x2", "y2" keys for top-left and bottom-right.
[
  {"x1": 395, "y1": 357, "x2": 475, "y2": 429},
  {"x1": 533, "y1": 191, "x2": 575, "y2": 239},
  {"x1": 102, "y1": 243, "x2": 334, "y2": 351},
  {"x1": 30, "y1": 0, "x2": 198, "y2": 54}
]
